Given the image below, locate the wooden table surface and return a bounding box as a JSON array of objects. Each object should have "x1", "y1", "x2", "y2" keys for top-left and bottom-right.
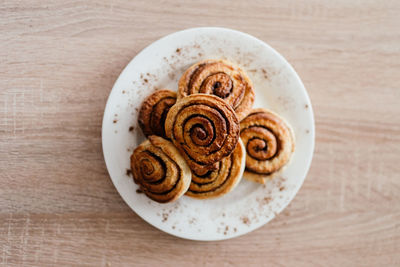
[{"x1": 1, "y1": 0, "x2": 399, "y2": 266}]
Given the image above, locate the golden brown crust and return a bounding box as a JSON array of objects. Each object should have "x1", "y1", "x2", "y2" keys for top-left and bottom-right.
[
  {"x1": 178, "y1": 60, "x2": 254, "y2": 121},
  {"x1": 240, "y1": 108, "x2": 295, "y2": 184},
  {"x1": 165, "y1": 94, "x2": 240, "y2": 175},
  {"x1": 185, "y1": 139, "x2": 245, "y2": 199},
  {"x1": 138, "y1": 89, "x2": 177, "y2": 138},
  {"x1": 130, "y1": 136, "x2": 191, "y2": 203}
]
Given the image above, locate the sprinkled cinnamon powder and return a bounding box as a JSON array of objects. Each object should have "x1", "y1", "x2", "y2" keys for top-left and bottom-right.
[
  {"x1": 261, "y1": 68, "x2": 268, "y2": 79},
  {"x1": 162, "y1": 213, "x2": 169, "y2": 222},
  {"x1": 241, "y1": 216, "x2": 251, "y2": 225}
]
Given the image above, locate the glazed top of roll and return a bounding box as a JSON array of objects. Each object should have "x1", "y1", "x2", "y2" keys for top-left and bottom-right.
[
  {"x1": 178, "y1": 59, "x2": 254, "y2": 121},
  {"x1": 138, "y1": 89, "x2": 177, "y2": 138},
  {"x1": 165, "y1": 94, "x2": 240, "y2": 175},
  {"x1": 131, "y1": 135, "x2": 191, "y2": 203},
  {"x1": 186, "y1": 138, "x2": 245, "y2": 199},
  {"x1": 240, "y1": 108, "x2": 295, "y2": 176}
]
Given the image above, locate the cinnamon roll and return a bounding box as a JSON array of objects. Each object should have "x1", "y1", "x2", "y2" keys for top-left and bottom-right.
[
  {"x1": 131, "y1": 135, "x2": 191, "y2": 203},
  {"x1": 186, "y1": 139, "x2": 245, "y2": 199},
  {"x1": 165, "y1": 94, "x2": 240, "y2": 175},
  {"x1": 138, "y1": 89, "x2": 177, "y2": 138},
  {"x1": 178, "y1": 60, "x2": 254, "y2": 121},
  {"x1": 240, "y1": 109, "x2": 295, "y2": 184}
]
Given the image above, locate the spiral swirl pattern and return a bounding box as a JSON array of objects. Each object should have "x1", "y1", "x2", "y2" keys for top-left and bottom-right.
[
  {"x1": 178, "y1": 60, "x2": 254, "y2": 121},
  {"x1": 131, "y1": 136, "x2": 191, "y2": 203},
  {"x1": 165, "y1": 94, "x2": 240, "y2": 175},
  {"x1": 240, "y1": 108, "x2": 295, "y2": 184},
  {"x1": 186, "y1": 139, "x2": 245, "y2": 199},
  {"x1": 138, "y1": 89, "x2": 177, "y2": 138}
]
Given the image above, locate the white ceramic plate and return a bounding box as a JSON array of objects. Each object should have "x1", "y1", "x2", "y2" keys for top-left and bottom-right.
[{"x1": 102, "y1": 27, "x2": 314, "y2": 241}]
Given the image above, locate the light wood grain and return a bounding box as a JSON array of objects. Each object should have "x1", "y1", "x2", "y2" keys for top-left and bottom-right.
[{"x1": 1, "y1": 0, "x2": 399, "y2": 266}]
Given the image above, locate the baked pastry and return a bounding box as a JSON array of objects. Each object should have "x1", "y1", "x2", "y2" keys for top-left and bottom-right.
[
  {"x1": 138, "y1": 89, "x2": 177, "y2": 138},
  {"x1": 186, "y1": 139, "x2": 245, "y2": 199},
  {"x1": 165, "y1": 94, "x2": 240, "y2": 176},
  {"x1": 178, "y1": 60, "x2": 254, "y2": 121},
  {"x1": 240, "y1": 108, "x2": 295, "y2": 184},
  {"x1": 131, "y1": 135, "x2": 191, "y2": 203}
]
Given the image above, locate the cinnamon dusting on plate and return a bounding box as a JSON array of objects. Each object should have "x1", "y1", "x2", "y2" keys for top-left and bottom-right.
[
  {"x1": 162, "y1": 213, "x2": 169, "y2": 222},
  {"x1": 241, "y1": 216, "x2": 251, "y2": 225}
]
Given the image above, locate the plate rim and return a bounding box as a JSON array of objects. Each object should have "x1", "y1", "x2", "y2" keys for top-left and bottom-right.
[{"x1": 102, "y1": 26, "x2": 315, "y2": 241}]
